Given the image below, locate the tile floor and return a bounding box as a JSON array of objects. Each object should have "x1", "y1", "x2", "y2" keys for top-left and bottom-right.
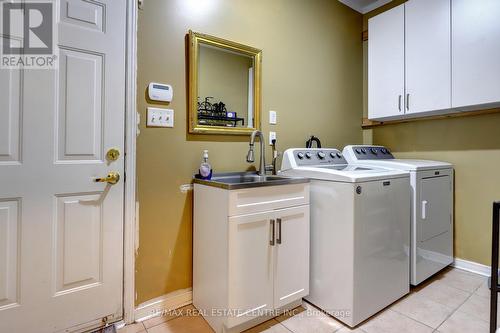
[{"x1": 119, "y1": 267, "x2": 494, "y2": 333}]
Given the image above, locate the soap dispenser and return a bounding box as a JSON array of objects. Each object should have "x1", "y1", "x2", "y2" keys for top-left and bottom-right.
[{"x1": 198, "y1": 150, "x2": 212, "y2": 180}]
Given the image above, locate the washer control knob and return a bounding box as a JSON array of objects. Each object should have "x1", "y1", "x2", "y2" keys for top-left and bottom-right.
[
  {"x1": 361, "y1": 148, "x2": 367, "y2": 154},
  {"x1": 381, "y1": 148, "x2": 387, "y2": 154},
  {"x1": 297, "y1": 152, "x2": 304, "y2": 159},
  {"x1": 305, "y1": 152, "x2": 312, "y2": 159},
  {"x1": 371, "y1": 148, "x2": 378, "y2": 155},
  {"x1": 336, "y1": 152, "x2": 342, "y2": 158},
  {"x1": 355, "y1": 148, "x2": 361, "y2": 154},
  {"x1": 317, "y1": 151, "x2": 326, "y2": 159},
  {"x1": 330, "y1": 152, "x2": 337, "y2": 158}
]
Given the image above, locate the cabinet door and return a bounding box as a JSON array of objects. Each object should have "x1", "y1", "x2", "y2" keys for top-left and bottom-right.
[
  {"x1": 452, "y1": 0, "x2": 500, "y2": 108},
  {"x1": 368, "y1": 4, "x2": 405, "y2": 120},
  {"x1": 274, "y1": 205, "x2": 310, "y2": 308},
  {"x1": 405, "y1": 0, "x2": 451, "y2": 115},
  {"x1": 227, "y1": 211, "x2": 275, "y2": 328}
]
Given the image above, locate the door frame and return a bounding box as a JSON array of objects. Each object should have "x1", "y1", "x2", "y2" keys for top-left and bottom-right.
[{"x1": 123, "y1": 0, "x2": 138, "y2": 324}]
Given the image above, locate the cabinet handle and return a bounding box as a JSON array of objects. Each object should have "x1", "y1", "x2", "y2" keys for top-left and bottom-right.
[
  {"x1": 398, "y1": 95, "x2": 402, "y2": 112},
  {"x1": 406, "y1": 93, "x2": 410, "y2": 111},
  {"x1": 270, "y1": 219, "x2": 275, "y2": 246},
  {"x1": 277, "y1": 218, "x2": 282, "y2": 244}
]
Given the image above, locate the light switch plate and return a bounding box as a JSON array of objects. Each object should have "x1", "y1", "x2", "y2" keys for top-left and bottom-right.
[
  {"x1": 147, "y1": 107, "x2": 174, "y2": 128},
  {"x1": 269, "y1": 131, "x2": 276, "y2": 144},
  {"x1": 269, "y1": 110, "x2": 277, "y2": 124}
]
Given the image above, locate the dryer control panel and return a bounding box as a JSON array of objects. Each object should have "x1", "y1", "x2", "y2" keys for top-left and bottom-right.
[
  {"x1": 343, "y1": 145, "x2": 394, "y2": 161},
  {"x1": 292, "y1": 148, "x2": 347, "y2": 166}
]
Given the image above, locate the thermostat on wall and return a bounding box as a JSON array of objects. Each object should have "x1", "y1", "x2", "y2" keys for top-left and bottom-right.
[{"x1": 148, "y1": 82, "x2": 173, "y2": 102}]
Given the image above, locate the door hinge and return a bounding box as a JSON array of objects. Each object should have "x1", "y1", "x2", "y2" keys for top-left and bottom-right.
[
  {"x1": 123, "y1": 171, "x2": 126, "y2": 183},
  {"x1": 138, "y1": 0, "x2": 144, "y2": 10}
]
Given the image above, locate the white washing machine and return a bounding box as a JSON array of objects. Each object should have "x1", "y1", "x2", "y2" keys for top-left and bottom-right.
[
  {"x1": 342, "y1": 145, "x2": 454, "y2": 286},
  {"x1": 280, "y1": 148, "x2": 410, "y2": 327}
]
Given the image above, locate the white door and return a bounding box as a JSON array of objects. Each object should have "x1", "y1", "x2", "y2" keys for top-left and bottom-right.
[
  {"x1": 0, "y1": 1, "x2": 127, "y2": 332},
  {"x1": 419, "y1": 176, "x2": 453, "y2": 242},
  {"x1": 368, "y1": 4, "x2": 405, "y2": 120},
  {"x1": 405, "y1": 0, "x2": 451, "y2": 115},
  {"x1": 273, "y1": 206, "x2": 309, "y2": 309},
  {"x1": 452, "y1": 0, "x2": 500, "y2": 108},
  {"x1": 227, "y1": 211, "x2": 274, "y2": 328}
]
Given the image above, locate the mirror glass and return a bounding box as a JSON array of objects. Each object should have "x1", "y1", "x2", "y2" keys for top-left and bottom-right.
[
  {"x1": 189, "y1": 31, "x2": 262, "y2": 135},
  {"x1": 197, "y1": 45, "x2": 254, "y2": 129}
]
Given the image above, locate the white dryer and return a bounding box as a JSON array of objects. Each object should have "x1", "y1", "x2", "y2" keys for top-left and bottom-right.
[
  {"x1": 343, "y1": 145, "x2": 454, "y2": 286},
  {"x1": 280, "y1": 148, "x2": 410, "y2": 327}
]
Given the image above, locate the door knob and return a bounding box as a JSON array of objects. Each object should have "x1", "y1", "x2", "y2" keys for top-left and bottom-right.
[{"x1": 95, "y1": 172, "x2": 120, "y2": 185}]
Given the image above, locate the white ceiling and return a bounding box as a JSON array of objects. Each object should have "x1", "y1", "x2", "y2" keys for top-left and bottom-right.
[{"x1": 338, "y1": 0, "x2": 393, "y2": 14}]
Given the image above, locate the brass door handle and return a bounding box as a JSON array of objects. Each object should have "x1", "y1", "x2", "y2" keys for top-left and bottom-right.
[{"x1": 95, "y1": 172, "x2": 120, "y2": 185}]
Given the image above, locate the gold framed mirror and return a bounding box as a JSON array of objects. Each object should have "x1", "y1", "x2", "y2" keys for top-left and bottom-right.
[{"x1": 188, "y1": 30, "x2": 262, "y2": 135}]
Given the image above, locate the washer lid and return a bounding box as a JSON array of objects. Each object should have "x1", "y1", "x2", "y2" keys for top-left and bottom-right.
[
  {"x1": 342, "y1": 145, "x2": 453, "y2": 171},
  {"x1": 345, "y1": 159, "x2": 452, "y2": 171},
  {"x1": 280, "y1": 165, "x2": 409, "y2": 183}
]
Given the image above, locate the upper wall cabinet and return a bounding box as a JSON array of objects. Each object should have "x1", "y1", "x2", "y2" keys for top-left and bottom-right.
[
  {"x1": 452, "y1": 0, "x2": 500, "y2": 109},
  {"x1": 405, "y1": 0, "x2": 451, "y2": 115},
  {"x1": 368, "y1": 5, "x2": 405, "y2": 120},
  {"x1": 368, "y1": 0, "x2": 451, "y2": 121}
]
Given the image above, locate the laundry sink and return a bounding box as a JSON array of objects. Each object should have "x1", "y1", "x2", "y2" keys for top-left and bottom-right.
[{"x1": 193, "y1": 172, "x2": 309, "y2": 190}]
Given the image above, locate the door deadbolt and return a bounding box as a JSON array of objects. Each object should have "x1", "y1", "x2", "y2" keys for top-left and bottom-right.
[{"x1": 106, "y1": 148, "x2": 120, "y2": 162}]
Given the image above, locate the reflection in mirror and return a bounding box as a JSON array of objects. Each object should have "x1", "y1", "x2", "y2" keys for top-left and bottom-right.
[
  {"x1": 188, "y1": 31, "x2": 262, "y2": 135},
  {"x1": 197, "y1": 45, "x2": 254, "y2": 128}
]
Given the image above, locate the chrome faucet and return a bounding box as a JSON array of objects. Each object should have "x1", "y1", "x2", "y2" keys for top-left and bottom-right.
[{"x1": 246, "y1": 130, "x2": 266, "y2": 176}]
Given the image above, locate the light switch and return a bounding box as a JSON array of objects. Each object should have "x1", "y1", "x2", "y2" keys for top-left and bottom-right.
[
  {"x1": 269, "y1": 131, "x2": 276, "y2": 144},
  {"x1": 164, "y1": 109, "x2": 174, "y2": 127},
  {"x1": 147, "y1": 107, "x2": 174, "y2": 128},
  {"x1": 269, "y1": 110, "x2": 277, "y2": 125}
]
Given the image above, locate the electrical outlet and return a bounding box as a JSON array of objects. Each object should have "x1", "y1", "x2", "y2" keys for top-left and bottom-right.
[
  {"x1": 269, "y1": 110, "x2": 277, "y2": 124},
  {"x1": 269, "y1": 131, "x2": 276, "y2": 144},
  {"x1": 147, "y1": 107, "x2": 174, "y2": 128}
]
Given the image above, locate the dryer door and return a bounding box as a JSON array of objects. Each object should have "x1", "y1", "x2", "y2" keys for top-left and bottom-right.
[{"x1": 419, "y1": 176, "x2": 452, "y2": 241}]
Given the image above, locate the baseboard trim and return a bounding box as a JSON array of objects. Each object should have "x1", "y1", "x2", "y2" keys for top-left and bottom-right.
[
  {"x1": 453, "y1": 257, "x2": 490, "y2": 277},
  {"x1": 134, "y1": 288, "x2": 193, "y2": 322}
]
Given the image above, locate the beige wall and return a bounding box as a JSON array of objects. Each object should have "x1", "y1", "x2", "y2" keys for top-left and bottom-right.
[
  {"x1": 136, "y1": 0, "x2": 363, "y2": 305},
  {"x1": 363, "y1": 1, "x2": 500, "y2": 266},
  {"x1": 198, "y1": 45, "x2": 252, "y2": 127}
]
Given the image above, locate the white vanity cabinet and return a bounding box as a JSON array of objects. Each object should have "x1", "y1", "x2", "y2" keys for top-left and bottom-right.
[{"x1": 193, "y1": 183, "x2": 310, "y2": 333}]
